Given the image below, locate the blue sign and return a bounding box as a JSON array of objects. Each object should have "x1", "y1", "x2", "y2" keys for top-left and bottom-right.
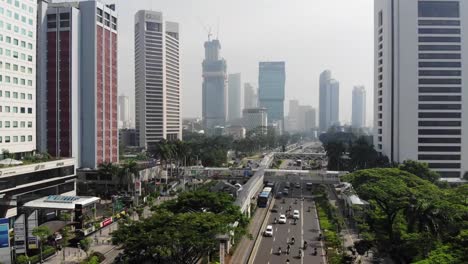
[{"x1": 0, "y1": 218, "x2": 9, "y2": 248}]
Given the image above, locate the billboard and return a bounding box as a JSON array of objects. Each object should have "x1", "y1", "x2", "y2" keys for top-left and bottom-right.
[
  {"x1": 13, "y1": 214, "x2": 25, "y2": 254},
  {"x1": 0, "y1": 218, "x2": 11, "y2": 264}
]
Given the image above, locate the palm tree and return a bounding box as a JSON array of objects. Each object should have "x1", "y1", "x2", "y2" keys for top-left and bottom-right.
[
  {"x1": 97, "y1": 162, "x2": 119, "y2": 195},
  {"x1": 122, "y1": 160, "x2": 139, "y2": 193},
  {"x1": 324, "y1": 141, "x2": 346, "y2": 170}
]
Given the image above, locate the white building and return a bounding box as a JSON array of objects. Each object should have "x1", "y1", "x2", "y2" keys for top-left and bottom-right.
[
  {"x1": 135, "y1": 10, "x2": 181, "y2": 150},
  {"x1": 0, "y1": 0, "x2": 37, "y2": 155},
  {"x1": 319, "y1": 70, "x2": 340, "y2": 132},
  {"x1": 244, "y1": 83, "x2": 257, "y2": 109},
  {"x1": 242, "y1": 107, "x2": 268, "y2": 133},
  {"x1": 375, "y1": 0, "x2": 466, "y2": 179},
  {"x1": 227, "y1": 73, "x2": 241, "y2": 122},
  {"x1": 118, "y1": 95, "x2": 131, "y2": 128},
  {"x1": 352, "y1": 86, "x2": 366, "y2": 128}
]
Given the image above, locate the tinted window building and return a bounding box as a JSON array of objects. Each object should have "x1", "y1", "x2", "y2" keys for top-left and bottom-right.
[{"x1": 258, "y1": 62, "x2": 285, "y2": 130}]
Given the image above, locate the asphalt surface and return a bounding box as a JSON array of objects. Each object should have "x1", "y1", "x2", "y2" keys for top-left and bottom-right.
[{"x1": 253, "y1": 182, "x2": 326, "y2": 264}]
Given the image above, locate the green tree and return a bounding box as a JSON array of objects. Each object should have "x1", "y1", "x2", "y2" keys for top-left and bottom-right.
[
  {"x1": 399, "y1": 160, "x2": 440, "y2": 183},
  {"x1": 349, "y1": 136, "x2": 378, "y2": 170},
  {"x1": 97, "y1": 162, "x2": 119, "y2": 195},
  {"x1": 79, "y1": 237, "x2": 92, "y2": 257},
  {"x1": 32, "y1": 226, "x2": 52, "y2": 263},
  {"x1": 323, "y1": 141, "x2": 346, "y2": 170}
]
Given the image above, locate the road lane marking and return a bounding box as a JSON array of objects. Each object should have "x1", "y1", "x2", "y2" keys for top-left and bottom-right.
[
  {"x1": 273, "y1": 237, "x2": 275, "y2": 242},
  {"x1": 288, "y1": 228, "x2": 290, "y2": 233},
  {"x1": 270, "y1": 248, "x2": 272, "y2": 254}
]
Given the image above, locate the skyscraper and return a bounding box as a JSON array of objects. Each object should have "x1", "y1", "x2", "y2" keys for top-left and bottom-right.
[
  {"x1": 375, "y1": 0, "x2": 466, "y2": 179},
  {"x1": 227, "y1": 73, "x2": 241, "y2": 121},
  {"x1": 0, "y1": 0, "x2": 37, "y2": 156},
  {"x1": 287, "y1": 99, "x2": 300, "y2": 132},
  {"x1": 319, "y1": 70, "x2": 339, "y2": 132},
  {"x1": 244, "y1": 83, "x2": 257, "y2": 109},
  {"x1": 202, "y1": 39, "x2": 227, "y2": 131},
  {"x1": 258, "y1": 62, "x2": 285, "y2": 130},
  {"x1": 135, "y1": 10, "x2": 182, "y2": 149},
  {"x1": 352, "y1": 86, "x2": 366, "y2": 128},
  {"x1": 119, "y1": 95, "x2": 130, "y2": 129}
]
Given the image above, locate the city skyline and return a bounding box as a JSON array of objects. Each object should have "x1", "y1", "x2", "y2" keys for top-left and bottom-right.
[{"x1": 102, "y1": 0, "x2": 373, "y2": 124}]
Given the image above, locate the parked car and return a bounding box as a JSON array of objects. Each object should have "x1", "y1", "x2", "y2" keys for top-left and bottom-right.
[{"x1": 264, "y1": 225, "x2": 274, "y2": 236}]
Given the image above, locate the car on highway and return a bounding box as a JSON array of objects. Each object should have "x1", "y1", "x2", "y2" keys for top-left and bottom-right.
[
  {"x1": 278, "y1": 214, "x2": 287, "y2": 224},
  {"x1": 264, "y1": 225, "x2": 273, "y2": 236},
  {"x1": 283, "y1": 189, "x2": 289, "y2": 196},
  {"x1": 275, "y1": 192, "x2": 282, "y2": 199},
  {"x1": 285, "y1": 182, "x2": 291, "y2": 188},
  {"x1": 306, "y1": 182, "x2": 313, "y2": 190},
  {"x1": 295, "y1": 183, "x2": 301, "y2": 188},
  {"x1": 293, "y1": 210, "x2": 300, "y2": 219}
]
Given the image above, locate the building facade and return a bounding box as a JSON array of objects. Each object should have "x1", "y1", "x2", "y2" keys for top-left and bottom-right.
[
  {"x1": 319, "y1": 70, "x2": 339, "y2": 132},
  {"x1": 244, "y1": 83, "x2": 257, "y2": 109},
  {"x1": 0, "y1": 0, "x2": 37, "y2": 156},
  {"x1": 375, "y1": 0, "x2": 467, "y2": 179},
  {"x1": 352, "y1": 86, "x2": 366, "y2": 128},
  {"x1": 202, "y1": 39, "x2": 227, "y2": 132},
  {"x1": 242, "y1": 107, "x2": 268, "y2": 133},
  {"x1": 135, "y1": 10, "x2": 181, "y2": 149},
  {"x1": 118, "y1": 95, "x2": 130, "y2": 129},
  {"x1": 227, "y1": 73, "x2": 241, "y2": 122},
  {"x1": 258, "y1": 62, "x2": 285, "y2": 130}
]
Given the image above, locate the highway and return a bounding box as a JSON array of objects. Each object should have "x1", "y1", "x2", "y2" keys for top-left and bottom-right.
[{"x1": 252, "y1": 182, "x2": 326, "y2": 264}]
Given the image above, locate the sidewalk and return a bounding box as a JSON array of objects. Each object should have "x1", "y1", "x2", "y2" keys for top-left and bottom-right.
[
  {"x1": 44, "y1": 196, "x2": 176, "y2": 264},
  {"x1": 228, "y1": 206, "x2": 268, "y2": 264}
]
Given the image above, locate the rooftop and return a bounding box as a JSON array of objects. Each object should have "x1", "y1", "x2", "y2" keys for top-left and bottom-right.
[{"x1": 23, "y1": 195, "x2": 100, "y2": 210}]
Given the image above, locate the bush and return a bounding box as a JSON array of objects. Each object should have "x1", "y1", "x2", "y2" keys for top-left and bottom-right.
[{"x1": 16, "y1": 255, "x2": 29, "y2": 264}]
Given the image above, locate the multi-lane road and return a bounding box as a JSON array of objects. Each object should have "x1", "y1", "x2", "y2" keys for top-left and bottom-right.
[{"x1": 253, "y1": 182, "x2": 327, "y2": 264}]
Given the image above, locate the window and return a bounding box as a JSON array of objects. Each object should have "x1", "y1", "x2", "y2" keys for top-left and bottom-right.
[
  {"x1": 418, "y1": 1, "x2": 459, "y2": 18},
  {"x1": 5, "y1": 121, "x2": 10, "y2": 128},
  {"x1": 419, "y1": 95, "x2": 460, "y2": 101},
  {"x1": 419, "y1": 138, "x2": 460, "y2": 143},
  {"x1": 418, "y1": 120, "x2": 461, "y2": 126},
  {"x1": 419, "y1": 112, "x2": 461, "y2": 118},
  {"x1": 418, "y1": 129, "x2": 461, "y2": 135},
  {"x1": 419, "y1": 79, "x2": 461, "y2": 85},
  {"x1": 5, "y1": 136, "x2": 10, "y2": 143},
  {"x1": 27, "y1": 121, "x2": 32, "y2": 128},
  {"x1": 27, "y1": 94, "x2": 32, "y2": 100},
  {"x1": 27, "y1": 108, "x2": 32, "y2": 114},
  {"x1": 418, "y1": 28, "x2": 460, "y2": 34},
  {"x1": 419, "y1": 62, "x2": 461, "y2": 68},
  {"x1": 428, "y1": 163, "x2": 460, "y2": 169},
  {"x1": 12, "y1": 121, "x2": 17, "y2": 128},
  {"x1": 419, "y1": 45, "x2": 460, "y2": 51},
  {"x1": 12, "y1": 107, "x2": 17, "y2": 113},
  {"x1": 20, "y1": 107, "x2": 25, "y2": 113},
  {"x1": 419, "y1": 146, "x2": 460, "y2": 152},
  {"x1": 438, "y1": 171, "x2": 460, "y2": 178},
  {"x1": 5, "y1": 91, "x2": 10, "y2": 98},
  {"x1": 20, "y1": 136, "x2": 25, "y2": 142},
  {"x1": 146, "y1": 22, "x2": 161, "y2": 32},
  {"x1": 378, "y1": 11, "x2": 383, "y2": 26},
  {"x1": 418, "y1": 154, "x2": 460, "y2": 160},
  {"x1": 419, "y1": 20, "x2": 460, "y2": 26},
  {"x1": 28, "y1": 135, "x2": 32, "y2": 142},
  {"x1": 419, "y1": 70, "x2": 461, "y2": 76},
  {"x1": 20, "y1": 121, "x2": 24, "y2": 128},
  {"x1": 13, "y1": 136, "x2": 18, "y2": 142},
  {"x1": 12, "y1": 92, "x2": 17, "y2": 98},
  {"x1": 419, "y1": 37, "x2": 461, "y2": 43},
  {"x1": 419, "y1": 87, "x2": 460, "y2": 93},
  {"x1": 419, "y1": 104, "x2": 461, "y2": 110}
]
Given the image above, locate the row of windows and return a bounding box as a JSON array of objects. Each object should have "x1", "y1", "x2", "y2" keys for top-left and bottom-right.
[
  {"x1": 419, "y1": 78, "x2": 461, "y2": 85},
  {"x1": 0, "y1": 135, "x2": 33, "y2": 143},
  {"x1": 419, "y1": 95, "x2": 460, "y2": 102},
  {"x1": 418, "y1": 20, "x2": 460, "y2": 26},
  {"x1": 0, "y1": 34, "x2": 33, "y2": 49},
  {"x1": 0, "y1": 8, "x2": 33, "y2": 25},
  {"x1": 419, "y1": 129, "x2": 460, "y2": 135},
  {"x1": 419, "y1": 61, "x2": 461, "y2": 68},
  {"x1": 418, "y1": 120, "x2": 461, "y2": 126},
  {"x1": 0, "y1": 61, "x2": 33, "y2": 73},
  {"x1": 419, "y1": 53, "x2": 460, "y2": 60},
  {"x1": 0, "y1": 19, "x2": 34, "y2": 39},
  {"x1": 419, "y1": 70, "x2": 461, "y2": 76},
  {"x1": 419, "y1": 146, "x2": 460, "y2": 152},
  {"x1": 419, "y1": 87, "x2": 460, "y2": 93},
  {"x1": 418, "y1": 28, "x2": 460, "y2": 34},
  {"x1": 418, "y1": 1, "x2": 459, "y2": 18},
  {"x1": 438, "y1": 171, "x2": 461, "y2": 178},
  {"x1": 0, "y1": 120, "x2": 33, "y2": 128},
  {"x1": 0, "y1": 74, "x2": 33, "y2": 86},
  {"x1": 419, "y1": 104, "x2": 461, "y2": 110},
  {"x1": 0, "y1": 90, "x2": 33, "y2": 99},
  {"x1": 419, "y1": 45, "x2": 460, "y2": 51},
  {"x1": 0, "y1": 1, "x2": 35, "y2": 15},
  {"x1": 0, "y1": 106, "x2": 33, "y2": 114},
  {"x1": 418, "y1": 112, "x2": 461, "y2": 118},
  {"x1": 418, "y1": 154, "x2": 460, "y2": 160},
  {"x1": 0, "y1": 47, "x2": 34, "y2": 62},
  {"x1": 428, "y1": 163, "x2": 460, "y2": 169},
  {"x1": 419, "y1": 36, "x2": 460, "y2": 43},
  {"x1": 418, "y1": 137, "x2": 461, "y2": 144}
]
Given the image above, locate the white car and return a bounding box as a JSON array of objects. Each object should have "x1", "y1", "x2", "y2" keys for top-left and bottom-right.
[
  {"x1": 264, "y1": 225, "x2": 273, "y2": 236},
  {"x1": 278, "y1": 214, "x2": 287, "y2": 224},
  {"x1": 293, "y1": 210, "x2": 300, "y2": 219}
]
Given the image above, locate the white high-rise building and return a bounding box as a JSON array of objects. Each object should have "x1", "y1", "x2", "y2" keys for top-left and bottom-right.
[
  {"x1": 352, "y1": 86, "x2": 366, "y2": 128},
  {"x1": 242, "y1": 107, "x2": 268, "y2": 133},
  {"x1": 0, "y1": 0, "x2": 37, "y2": 155},
  {"x1": 228, "y1": 73, "x2": 241, "y2": 121},
  {"x1": 375, "y1": 0, "x2": 467, "y2": 179},
  {"x1": 319, "y1": 70, "x2": 340, "y2": 132},
  {"x1": 119, "y1": 95, "x2": 131, "y2": 128},
  {"x1": 135, "y1": 10, "x2": 181, "y2": 149},
  {"x1": 244, "y1": 83, "x2": 257, "y2": 109}
]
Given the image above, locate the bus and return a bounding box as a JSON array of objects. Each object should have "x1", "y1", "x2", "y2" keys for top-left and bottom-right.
[{"x1": 257, "y1": 188, "x2": 272, "y2": 208}]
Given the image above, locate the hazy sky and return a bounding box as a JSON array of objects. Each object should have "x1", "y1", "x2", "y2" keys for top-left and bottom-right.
[{"x1": 103, "y1": 0, "x2": 374, "y2": 125}]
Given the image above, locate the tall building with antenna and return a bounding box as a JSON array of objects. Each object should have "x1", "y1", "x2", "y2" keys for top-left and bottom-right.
[{"x1": 202, "y1": 38, "x2": 227, "y2": 132}]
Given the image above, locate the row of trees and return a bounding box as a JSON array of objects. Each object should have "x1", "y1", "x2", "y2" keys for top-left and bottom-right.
[
  {"x1": 112, "y1": 189, "x2": 248, "y2": 264},
  {"x1": 342, "y1": 168, "x2": 467, "y2": 263},
  {"x1": 97, "y1": 160, "x2": 139, "y2": 194}
]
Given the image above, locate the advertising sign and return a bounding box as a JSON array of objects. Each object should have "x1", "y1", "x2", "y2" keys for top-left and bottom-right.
[
  {"x1": 100, "y1": 217, "x2": 113, "y2": 228},
  {"x1": 27, "y1": 211, "x2": 38, "y2": 249},
  {"x1": 14, "y1": 214, "x2": 26, "y2": 254},
  {"x1": 0, "y1": 218, "x2": 11, "y2": 264}
]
